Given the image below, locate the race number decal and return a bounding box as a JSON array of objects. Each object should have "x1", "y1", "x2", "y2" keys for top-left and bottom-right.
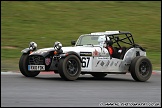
[
  {"x1": 81, "y1": 57, "x2": 92, "y2": 71},
  {"x1": 82, "y1": 57, "x2": 90, "y2": 67}
]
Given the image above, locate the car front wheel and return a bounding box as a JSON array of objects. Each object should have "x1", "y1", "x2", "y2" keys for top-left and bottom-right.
[
  {"x1": 19, "y1": 54, "x2": 40, "y2": 77},
  {"x1": 58, "y1": 55, "x2": 81, "y2": 81}
]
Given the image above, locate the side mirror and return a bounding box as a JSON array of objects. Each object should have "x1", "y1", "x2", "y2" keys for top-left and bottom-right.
[{"x1": 71, "y1": 40, "x2": 76, "y2": 45}]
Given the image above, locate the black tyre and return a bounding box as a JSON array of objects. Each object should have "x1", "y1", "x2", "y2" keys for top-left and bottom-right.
[
  {"x1": 91, "y1": 73, "x2": 107, "y2": 78},
  {"x1": 54, "y1": 70, "x2": 58, "y2": 73},
  {"x1": 130, "y1": 56, "x2": 152, "y2": 82},
  {"x1": 19, "y1": 54, "x2": 40, "y2": 77},
  {"x1": 58, "y1": 55, "x2": 81, "y2": 81}
]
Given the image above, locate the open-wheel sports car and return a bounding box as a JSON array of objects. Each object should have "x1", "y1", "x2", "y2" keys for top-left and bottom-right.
[{"x1": 19, "y1": 31, "x2": 152, "y2": 81}]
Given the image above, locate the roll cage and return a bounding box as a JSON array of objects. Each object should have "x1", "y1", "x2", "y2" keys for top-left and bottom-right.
[
  {"x1": 105, "y1": 31, "x2": 134, "y2": 48},
  {"x1": 105, "y1": 31, "x2": 145, "y2": 51}
]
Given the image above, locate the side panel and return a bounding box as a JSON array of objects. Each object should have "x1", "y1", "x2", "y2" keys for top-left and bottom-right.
[
  {"x1": 92, "y1": 57, "x2": 127, "y2": 72},
  {"x1": 80, "y1": 47, "x2": 128, "y2": 73},
  {"x1": 80, "y1": 47, "x2": 109, "y2": 72}
]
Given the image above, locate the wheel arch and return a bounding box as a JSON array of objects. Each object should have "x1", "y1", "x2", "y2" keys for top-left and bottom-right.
[
  {"x1": 61, "y1": 51, "x2": 83, "y2": 63},
  {"x1": 21, "y1": 48, "x2": 31, "y2": 54}
]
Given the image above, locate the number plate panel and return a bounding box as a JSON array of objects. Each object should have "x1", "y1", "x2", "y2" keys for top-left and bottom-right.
[{"x1": 28, "y1": 65, "x2": 45, "y2": 71}]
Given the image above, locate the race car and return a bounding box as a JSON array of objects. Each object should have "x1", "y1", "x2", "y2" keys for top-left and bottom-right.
[{"x1": 19, "y1": 31, "x2": 152, "y2": 81}]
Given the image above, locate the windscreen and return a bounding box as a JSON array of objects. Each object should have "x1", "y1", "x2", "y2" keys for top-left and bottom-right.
[{"x1": 75, "y1": 35, "x2": 104, "y2": 46}]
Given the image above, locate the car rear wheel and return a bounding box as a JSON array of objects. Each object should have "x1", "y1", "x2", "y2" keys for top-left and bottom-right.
[
  {"x1": 91, "y1": 73, "x2": 107, "y2": 78},
  {"x1": 19, "y1": 54, "x2": 40, "y2": 77},
  {"x1": 130, "y1": 56, "x2": 152, "y2": 82},
  {"x1": 58, "y1": 55, "x2": 81, "y2": 81}
]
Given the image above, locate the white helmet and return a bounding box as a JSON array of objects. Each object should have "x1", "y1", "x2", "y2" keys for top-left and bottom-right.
[{"x1": 98, "y1": 36, "x2": 110, "y2": 43}]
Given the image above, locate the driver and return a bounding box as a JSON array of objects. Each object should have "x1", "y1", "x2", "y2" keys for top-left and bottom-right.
[
  {"x1": 104, "y1": 38, "x2": 114, "y2": 56},
  {"x1": 98, "y1": 36, "x2": 114, "y2": 56}
]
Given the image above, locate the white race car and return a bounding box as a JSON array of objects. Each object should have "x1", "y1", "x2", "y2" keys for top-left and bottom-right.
[{"x1": 19, "y1": 31, "x2": 152, "y2": 81}]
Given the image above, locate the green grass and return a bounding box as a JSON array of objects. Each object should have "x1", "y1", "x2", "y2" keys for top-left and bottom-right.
[{"x1": 1, "y1": 1, "x2": 161, "y2": 71}]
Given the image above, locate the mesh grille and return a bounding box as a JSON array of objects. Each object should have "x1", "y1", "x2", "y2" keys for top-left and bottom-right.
[{"x1": 29, "y1": 55, "x2": 44, "y2": 65}]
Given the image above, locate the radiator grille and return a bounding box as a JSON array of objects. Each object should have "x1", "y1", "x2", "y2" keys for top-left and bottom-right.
[{"x1": 29, "y1": 56, "x2": 44, "y2": 65}]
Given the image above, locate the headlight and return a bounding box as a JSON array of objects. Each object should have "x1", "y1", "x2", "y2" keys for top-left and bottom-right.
[
  {"x1": 54, "y1": 41, "x2": 62, "y2": 50},
  {"x1": 29, "y1": 41, "x2": 37, "y2": 51}
]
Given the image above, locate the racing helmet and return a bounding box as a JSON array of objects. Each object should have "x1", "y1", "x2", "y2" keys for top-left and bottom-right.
[
  {"x1": 98, "y1": 36, "x2": 110, "y2": 43},
  {"x1": 98, "y1": 36, "x2": 110, "y2": 47}
]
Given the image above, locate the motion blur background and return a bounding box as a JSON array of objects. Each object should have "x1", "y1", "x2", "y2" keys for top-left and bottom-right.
[{"x1": 1, "y1": 1, "x2": 161, "y2": 71}]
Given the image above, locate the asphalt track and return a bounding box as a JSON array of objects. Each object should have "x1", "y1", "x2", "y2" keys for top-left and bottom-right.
[{"x1": 1, "y1": 72, "x2": 161, "y2": 107}]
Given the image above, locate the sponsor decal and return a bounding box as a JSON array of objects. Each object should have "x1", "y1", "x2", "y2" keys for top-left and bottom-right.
[
  {"x1": 114, "y1": 61, "x2": 119, "y2": 66},
  {"x1": 105, "y1": 60, "x2": 110, "y2": 67},
  {"x1": 100, "y1": 61, "x2": 105, "y2": 66},
  {"x1": 97, "y1": 57, "x2": 109, "y2": 59},
  {"x1": 93, "y1": 49, "x2": 99, "y2": 56},
  {"x1": 45, "y1": 58, "x2": 51, "y2": 66},
  {"x1": 119, "y1": 62, "x2": 122, "y2": 67},
  {"x1": 95, "y1": 60, "x2": 101, "y2": 67},
  {"x1": 110, "y1": 61, "x2": 114, "y2": 66},
  {"x1": 80, "y1": 52, "x2": 92, "y2": 56}
]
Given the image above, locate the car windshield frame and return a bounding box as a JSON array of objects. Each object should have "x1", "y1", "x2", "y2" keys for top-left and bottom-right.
[
  {"x1": 75, "y1": 34, "x2": 104, "y2": 46},
  {"x1": 75, "y1": 32, "x2": 135, "y2": 48}
]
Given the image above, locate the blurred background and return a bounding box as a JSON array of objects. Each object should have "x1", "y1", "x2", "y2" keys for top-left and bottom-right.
[{"x1": 1, "y1": 1, "x2": 161, "y2": 71}]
